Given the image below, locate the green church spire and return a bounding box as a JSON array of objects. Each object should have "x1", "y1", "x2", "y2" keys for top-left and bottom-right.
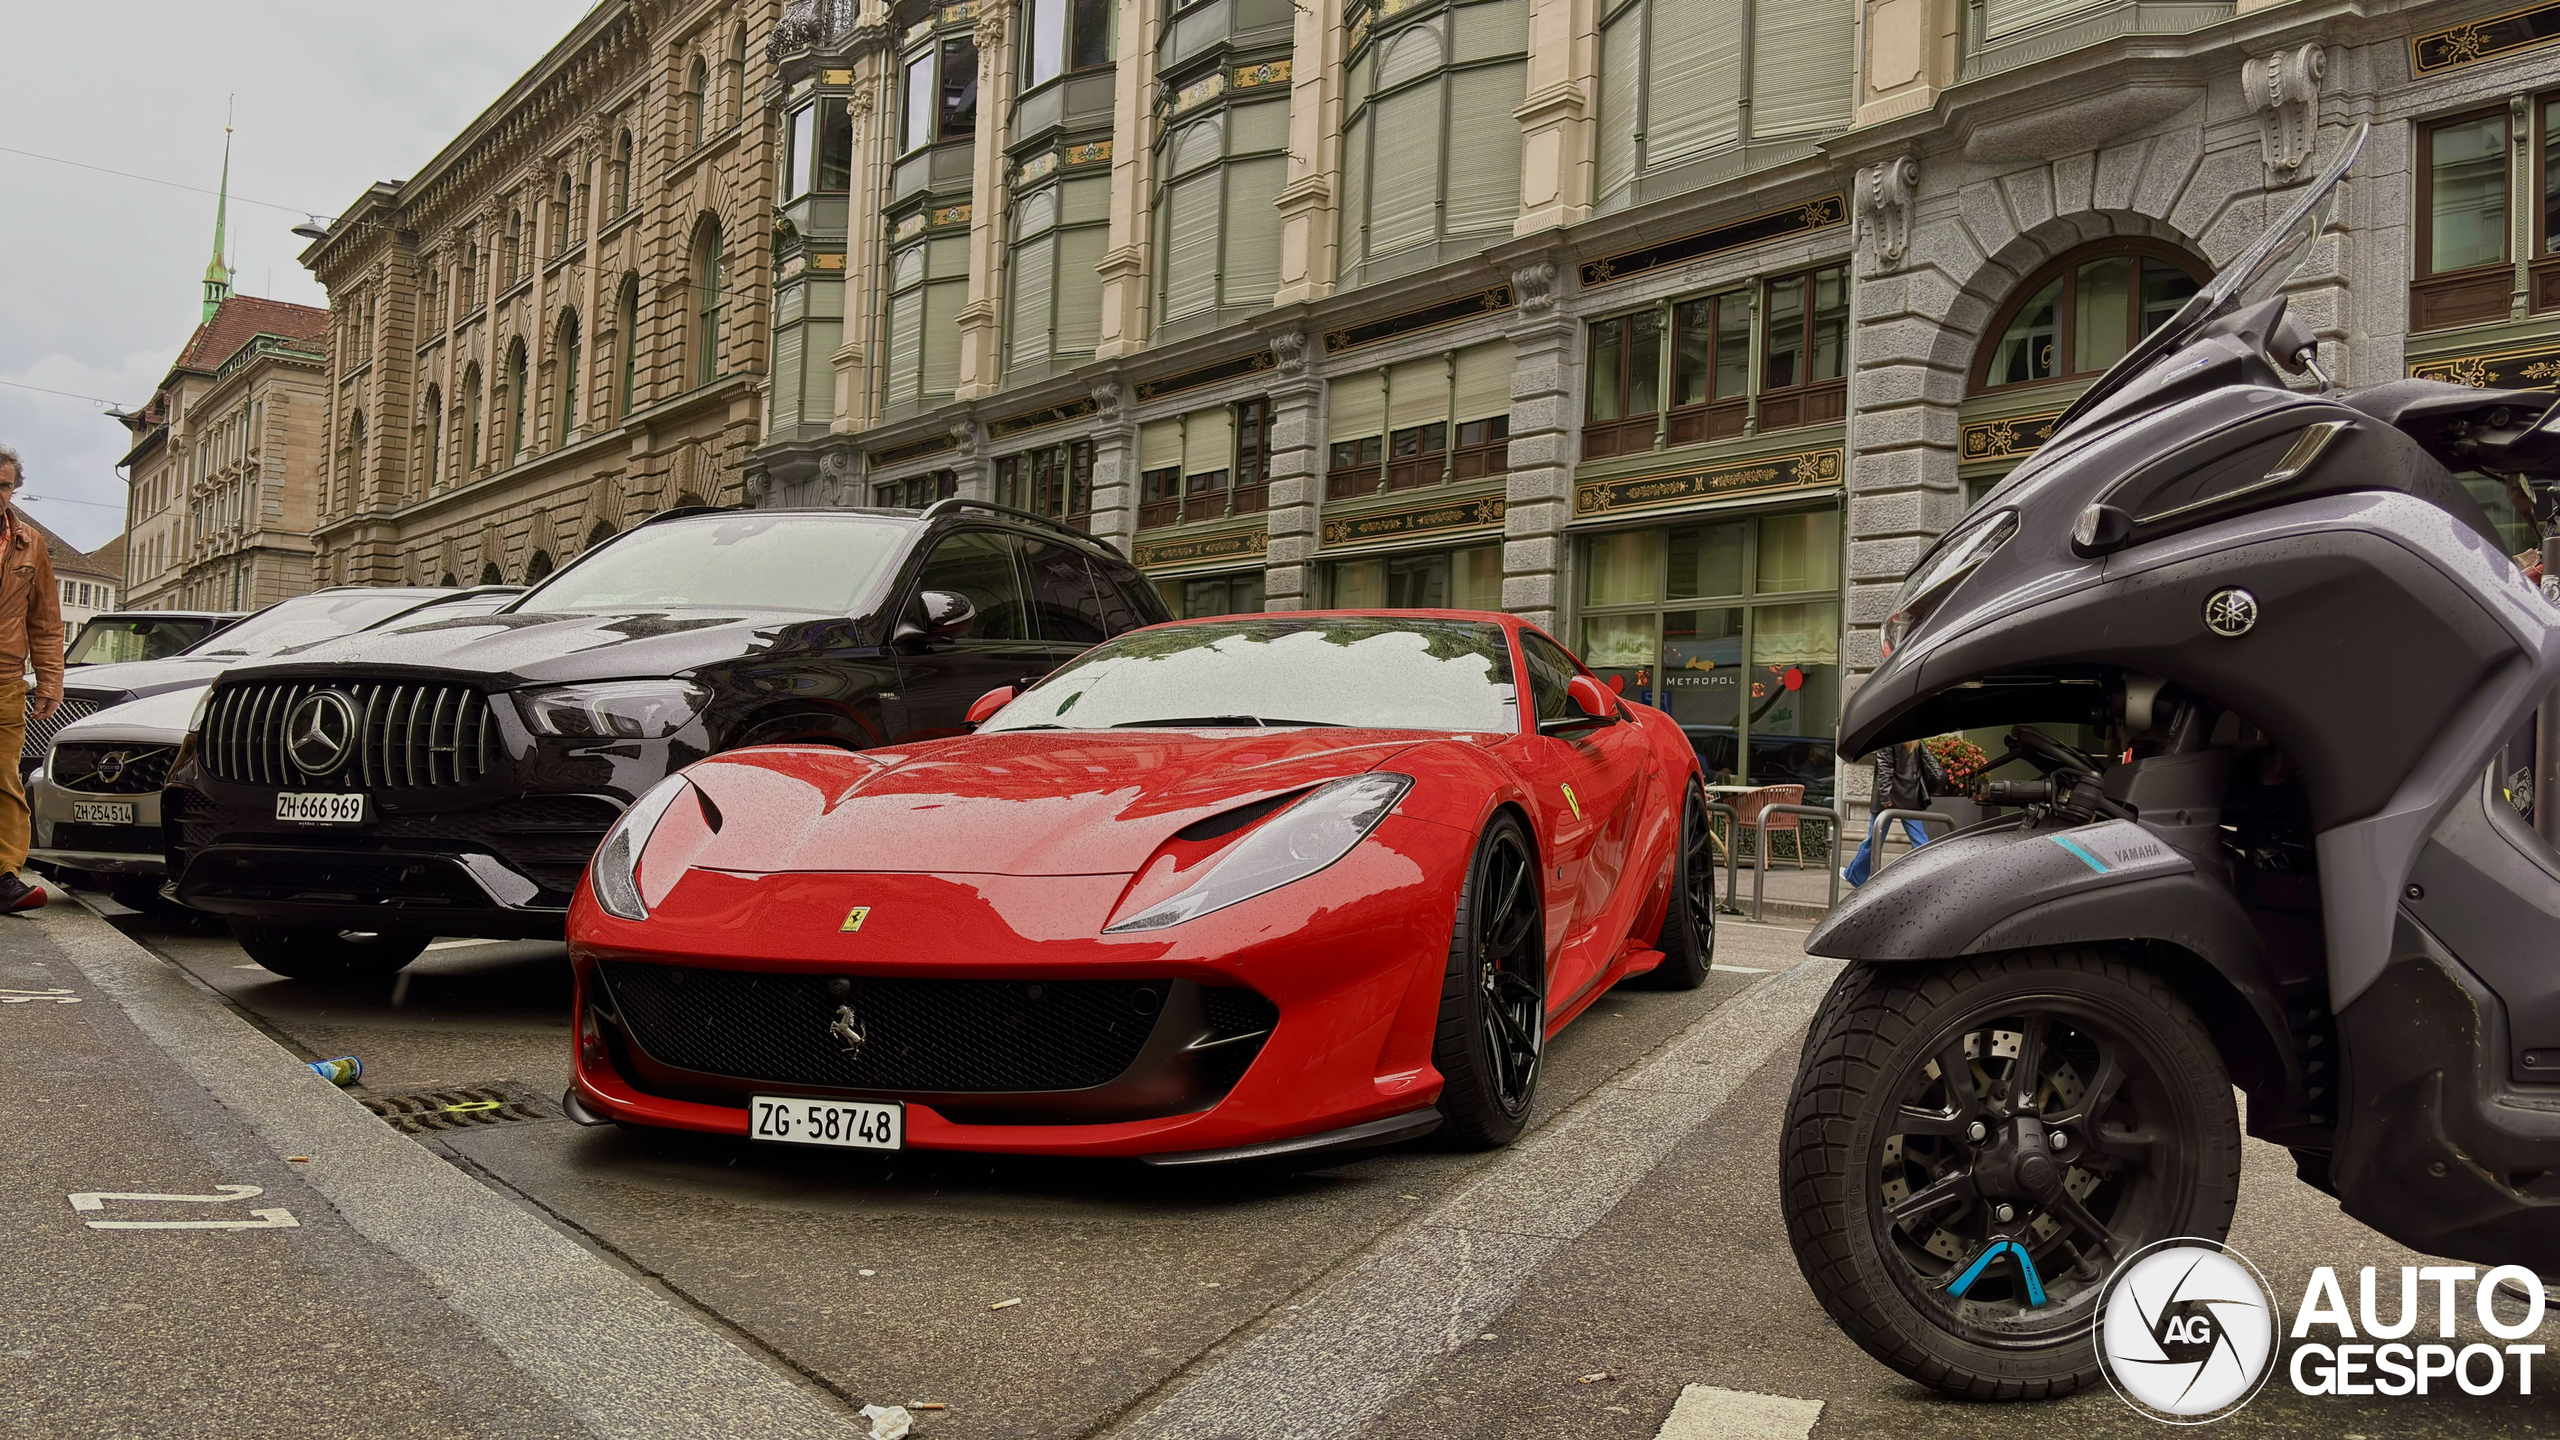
[{"x1": 202, "y1": 104, "x2": 234, "y2": 322}]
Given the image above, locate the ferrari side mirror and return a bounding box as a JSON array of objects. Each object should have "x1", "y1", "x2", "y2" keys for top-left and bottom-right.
[
  {"x1": 1541, "y1": 674, "x2": 1622, "y2": 733},
  {"x1": 966, "y1": 686, "x2": 1017, "y2": 726}
]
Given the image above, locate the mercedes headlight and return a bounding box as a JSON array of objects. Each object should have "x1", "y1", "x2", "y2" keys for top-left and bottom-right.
[
  {"x1": 589, "y1": 775, "x2": 693, "y2": 921},
  {"x1": 1882, "y1": 509, "x2": 2019, "y2": 660},
  {"x1": 1105, "y1": 773, "x2": 1413, "y2": 933},
  {"x1": 521, "y1": 680, "x2": 709, "y2": 740},
  {"x1": 187, "y1": 687, "x2": 214, "y2": 736}
]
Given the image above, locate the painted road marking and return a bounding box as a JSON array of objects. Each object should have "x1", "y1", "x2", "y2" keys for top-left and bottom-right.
[
  {"x1": 1655, "y1": 1384, "x2": 1823, "y2": 1440},
  {"x1": 1107, "y1": 955, "x2": 1847, "y2": 1440},
  {"x1": 1712, "y1": 963, "x2": 1771, "y2": 973},
  {"x1": 424, "y1": 938, "x2": 508, "y2": 951},
  {"x1": 69, "y1": 1184, "x2": 300, "y2": 1231},
  {"x1": 0, "y1": 988, "x2": 80, "y2": 1004}
]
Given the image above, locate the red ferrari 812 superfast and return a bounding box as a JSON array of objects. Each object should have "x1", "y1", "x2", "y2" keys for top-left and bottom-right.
[{"x1": 564, "y1": 611, "x2": 1716, "y2": 1164}]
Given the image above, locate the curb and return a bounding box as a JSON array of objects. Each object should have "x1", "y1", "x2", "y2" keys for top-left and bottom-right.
[{"x1": 30, "y1": 902, "x2": 860, "y2": 1440}]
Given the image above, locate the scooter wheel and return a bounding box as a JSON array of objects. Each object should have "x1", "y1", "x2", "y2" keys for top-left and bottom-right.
[{"x1": 1780, "y1": 946, "x2": 2242, "y2": 1399}]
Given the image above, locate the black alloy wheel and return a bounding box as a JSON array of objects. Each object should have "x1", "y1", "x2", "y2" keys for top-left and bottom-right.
[
  {"x1": 1633, "y1": 780, "x2": 1716, "y2": 989},
  {"x1": 230, "y1": 922, "x2": 431, "y2": 982},
  {"x1": 1432, "y1": 814, "x2": 1547, "y2": 1147},
  {"x1": 1781, "y1": 947, "x2": 2241, "y2": 1399}
]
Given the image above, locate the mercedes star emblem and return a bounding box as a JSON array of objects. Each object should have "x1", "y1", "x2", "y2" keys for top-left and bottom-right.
[
  {"x1": 828, "y1": 1003, "x2": 868, "y2": 1057},
  {"x1": 2203, "y1": 588, "x2": 2258, "y2": 638},
  {"x1": 284, "y1": 691, "x2": 361, "y2": 774}
]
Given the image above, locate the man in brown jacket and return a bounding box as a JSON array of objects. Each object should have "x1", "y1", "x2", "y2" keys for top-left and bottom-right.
[{"x1": 0, "y1": 444, "x2": 63, "y2": 910}]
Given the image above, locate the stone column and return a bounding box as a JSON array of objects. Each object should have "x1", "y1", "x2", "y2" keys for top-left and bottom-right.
[
  {"x1": 835, "y1": 37, "x2": 892, "y2": 435},
  {"x1": 1260, "y1": 328, "x2": 1322, "y2": 610},
  {"x1": 1514, "y1": 0, "x2": 1596, "y2": 236},
  {"x1": 1500, "y1": 256, "x2": 1572, "y2": 631},
  {"x1": 1854, "y1": 0, "x2": 1961, "y2": 129},
  {"x1": 1273, "y1": 0, "x2": 1345, "y2": 305},
  {"x1": 1085, "y1": 377, "x2": 1140, "y2": 559},
  {"x1": 956, "y1": 3, "x2": 1016, "y2": 400},
  {"x1": 1094, "y1": 0, "x2": 1161, "y2": 359}
]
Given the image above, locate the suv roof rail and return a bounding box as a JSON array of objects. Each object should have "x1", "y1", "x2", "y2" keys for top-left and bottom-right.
[
  {"x1": 917, "y1": 497, "x2": 1124, "y2": 557},
  {"x1": 637, "y1": 504, "x2": 741, "y2": 528}
]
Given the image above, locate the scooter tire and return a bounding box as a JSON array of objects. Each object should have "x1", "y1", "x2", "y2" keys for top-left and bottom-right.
[{"x1": 1780, "y1": 946, "x2": 2242, "y2": 1400}]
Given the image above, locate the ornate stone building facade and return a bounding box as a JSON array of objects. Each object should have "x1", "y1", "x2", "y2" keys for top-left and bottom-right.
[
  {"x1": 299, "y1": 0, "x2": 779, "y2": 590},
  {"x1": 116, "y1": 295, "x2": 332, "y2": 612},
  {"x1": 753, "y1": 0, "x2": 2560, "y2": 807}
]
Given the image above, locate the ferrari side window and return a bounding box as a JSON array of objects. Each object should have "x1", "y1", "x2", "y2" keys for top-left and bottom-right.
[
  {"x1": 1519, "y1": 631, "x2": 1577, "y2": 722},
  {"x1": 1025, "y1": 540, "x2": 1111, "y2": 644},
  {"x1": 913, "y1": 530, "x2": 1029, "y2": 641}
]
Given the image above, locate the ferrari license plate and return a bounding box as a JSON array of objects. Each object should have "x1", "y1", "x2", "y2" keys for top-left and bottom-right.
[
  {"x1": 750, "y1": 1096, "x2": 904, "y2": 1150},
  {"x1": 276, "y1": 792, "x2": 367, "y2": 824},
  {"x1": 72, "y1": 801, "x2": 135, "y2": 825}
]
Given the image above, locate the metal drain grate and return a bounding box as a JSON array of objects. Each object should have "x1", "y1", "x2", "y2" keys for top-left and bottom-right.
[{"x1": 361, "y1": 1082, "x2": 550, "y2": 1134}]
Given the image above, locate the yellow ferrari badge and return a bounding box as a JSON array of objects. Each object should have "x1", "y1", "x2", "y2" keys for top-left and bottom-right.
[
  {"x1": 840, "y1": 906, "x2": 871, "y2": 933},
  {"x1": 1561, "y1": 783, "x2": 1581, "y2": 820}
]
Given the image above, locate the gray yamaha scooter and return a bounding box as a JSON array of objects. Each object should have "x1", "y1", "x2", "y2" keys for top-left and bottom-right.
[{"x1": 1781, "y1": 125, "x2": 2560, "y2": 1398}]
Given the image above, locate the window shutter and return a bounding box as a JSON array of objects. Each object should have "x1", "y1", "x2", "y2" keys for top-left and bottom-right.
[
  {"x1": 772, "y1": 325, "x2": 805, "y2": 429},
  {"x1": 1645, "y1": 0, "x2": 1741, "y2": 166},
  {"x1": 1983, "y1": 0, "x2": 2097, "y2": 41},
  {"x1": 1140, "y1": 418, "x2": 1183, "y2": 470},
  {"x1": 1015, "y1": 187, "x2": 1060, "y2": 237},
  {"x1": 1172, "y1": 117, "x2": 1224, "y2": 175},
  {"x1": 1454, "y1": 0, "x2": 1529, "y2": 61},
  {"x1": 1161, "y1": 173, "x2": 1221, "y2": 320},
  {"x1": 922, "y1": 278, "x2": 965, "y2": 399},
  {"x1": 1061, "y1": 174, "x2": 1111, "y2": 225},
  {"x1": 1006, "y1": 235, "x2": 1055, "y2": 368},
  {"x1": 1221, "y1": 156, "x2": 1288, "y2": 309},
  {"x1": 1329, "y1": 369, "x2": 1386, "y2": 442},
  {"x1": 1367, "y1": 84, "x2": 1444, "y2": 256},
  {"x1": 1053, "y1": 226, "x2": 1109, "y2": 358},
  {"x1": 1453, "y1": 340, "x2": 1513, "y2": 421},
  {"x1": 1388, "y1": 356, "x2": 1449, "y2": 429},
  {"x1": 1339, "y1": 112, "x2": 1371, "y2": 275},
  {"x1": 802, "y1": 319, "x2": 840, "y2": 424},
  {"x1": 1750, "y1": 0, "x2": 1852, "y2": 138},
  {"x1": 1229, "y1": 98, "x2": 1290, "y2": 154},
  {"x1": 1596, "y1": 10, "x2": 1641, "y2": 202},
  {"x1": 1377, "y1": 21, "x2": 1446, "y2": 88},
  {"x1": 885, "y1": 291, "x2": 923, "y2": 407},
  {"x1": 1442, "y1": 62, "x2": 1524, "y2": 236},
  {"x1": 1186, "y1": 405, "x2": 1236, "y2": 476}
]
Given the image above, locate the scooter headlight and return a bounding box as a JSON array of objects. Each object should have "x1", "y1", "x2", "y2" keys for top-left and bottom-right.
[
  {"x1": 588, "y1": 775, "x2": 693, "y2": 921},
  {"x1": 1882, "y1": 509, "x2": 2018, "y2": 660}
]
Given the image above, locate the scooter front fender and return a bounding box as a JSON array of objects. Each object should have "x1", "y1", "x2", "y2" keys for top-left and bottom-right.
[{"x1": 1808, "y1": 819, "x2": 2319, "y2": 1140}]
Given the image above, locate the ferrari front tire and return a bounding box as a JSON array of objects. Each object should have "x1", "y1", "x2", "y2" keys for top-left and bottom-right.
[
  {"x1": 1432, "y1": 813, "x2": 1546, "y2": 1148},
  {"x1": 1632, "y1": 780, "x2": 1716, "y2": 990}
]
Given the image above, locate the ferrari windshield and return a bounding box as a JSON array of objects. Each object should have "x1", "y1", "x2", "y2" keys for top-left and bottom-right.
[
  {"x1": 515, "y1": 514, "x2": 908, "y2": 614},
  {"x1": 980, "y1": 616, "x2": 1520, "y2": 732}
]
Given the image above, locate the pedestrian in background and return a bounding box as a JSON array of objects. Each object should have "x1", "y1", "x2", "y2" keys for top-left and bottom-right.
[
  {"x1": 1843, "y1": 737, "x2": 1943, "y2": 888},
  {"x1": 0, "y1": 444, "x2": 63, "y2": 911}
]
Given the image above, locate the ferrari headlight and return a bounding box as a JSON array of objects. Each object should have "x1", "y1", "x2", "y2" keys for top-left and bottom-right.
[
  {"x1": 589, "y1": 775, "x2": 693, "y2": 921},
  {"x1": 521, "y1": 680, "x2": 709, "y2": 740},
  {"x1": 1105, "y1": 772, "x2": 1413, "y2": 933},
  {"x1": 1882, "y1": 509, "x2": 2018, "y2": 660}
]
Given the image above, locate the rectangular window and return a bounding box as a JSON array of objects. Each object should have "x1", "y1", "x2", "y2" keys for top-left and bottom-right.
[
  {"x1": 940, "y1": 37, "x2": 979, "y2": 140},
  {"x1": 903, "y1": 50, "x2": 935, "y2": 152},
  {"x1": 1142, "y1": 465, "x2": 1182, "y2": 503},
  {"x1": 788, "y1": 105, "x2": 815, "y2": 198},
  {"x1": 1235, "y1": 398, "x2": 1272, "y2": 486},
  {"x1": 1329, "y1": 436, "x2": 1383, "y2": 472},
  {"x1": 995, "y1": 441, "x2": 1093, "y2": 525},
  {"x1": 817, "y1": 97, "x2": 854, "y2": 192},
  {"x1": 2428, "y1": 111, "x2": 2509, "y2": 275}
]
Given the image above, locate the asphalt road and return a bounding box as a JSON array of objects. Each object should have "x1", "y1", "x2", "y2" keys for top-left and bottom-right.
[{"x1": 10, "y1": 892, "x2": 2553, "y2": 1440}]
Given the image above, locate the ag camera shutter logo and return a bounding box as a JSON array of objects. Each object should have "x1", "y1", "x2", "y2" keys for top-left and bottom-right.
[{"x1": 2096, "y1": 1239, "x2": 2281, "y2": 1423}]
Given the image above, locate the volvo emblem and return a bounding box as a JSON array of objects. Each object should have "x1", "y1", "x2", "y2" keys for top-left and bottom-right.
[
  {"x1": 2203, "y1": 588, "x2": 2259, "y2": 638},
  {"x1": 92, "y1": 751, "x2": 130, "y2": 786},
  {"x1": 284, "y1": 691, "x2": 360, "y2": 774},
  {"x1": 827, "y1": 1003, "x2": 868, "y2": 1057}
]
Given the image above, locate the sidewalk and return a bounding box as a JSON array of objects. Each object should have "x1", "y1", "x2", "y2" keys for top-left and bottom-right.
[
  {"x1": 1714, "y1": 830, "x2": 1922, "y2": 924},
  {"x1": 0, "y1": 900, "x2": 862, "y2": 1440}
]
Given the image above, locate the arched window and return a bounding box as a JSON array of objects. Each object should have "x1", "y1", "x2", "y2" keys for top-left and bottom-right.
[
  {"x1": 462, "y1": 243, "x2": 480, "y2": 308},
  {"x1": 1973, "y1": 241, "x2": 2207, "y2": 392},
  {"x1": 726, "y1": 25, "x2": 748, "y2": 128},
  {"x1": 672, "y1": 491, "x2": 706, "y2": 511},
  {"x1": 1335, "y1": 5, "x2": 1527, "y2": 286},
  {"x1": 613, "y1": 130, "x2": 634, "y2": 215},
  {"x1": 555, "y1": 308, "x2": 582, "y2": 441},
  {"x1": 686, "y1": 57, "x2": 708, "y2": 148},
  {"x1": 526, "y1": 550, "x2": 555, "y2": 583},
  {"x1": 344, "y1": 410, "x2": 366, "y2": 509},
  {"x1": 617, "y1": 275, "x2": 641, "y2": 418},
  {"x1": 552, "y1": 172, "x2": 574, "y2": 256},
  {"x1": 504, "y1": 209, "x2": 523, "y2": 285},
  {"x1": 586, "y1": 520, "x2": 617, "y2": 551},
  {"x1": 462, "y1": 362, "x2": 482, "y2": 472},
  {"x1": 507, "y1": 338, "x2": 530, "y2": 459},
  {"x1": 440, "y1": 572, "x2": 459, "y2": 587},
  {"x1": 691, "y1": 217, "x2": 725, "y2": 388},
  {"x1": 480, "y1": 561, "x2": 505, "y2": 586},
  {"x1": 421, "y1": 384, "x2": 443, "y2": 491}
]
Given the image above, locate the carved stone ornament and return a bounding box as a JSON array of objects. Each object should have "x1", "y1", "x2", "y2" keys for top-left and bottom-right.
[
  {"x1": 974, "y1": 4, "x2": 1008, "y2": 59},
  {"x1": 1856, "y1": 156, "x2": 1921, "y2": 270},
  {"x1": 846, "y1": 75, "x2": 877, "y2": 120},
  {"x1": 2243, "y1": 43, "x2": 2325, "y2": 174},
  {"x1": 1510, "y1": 259, "x2": 1559, "y2": 317},
  {"x1": 1089, "y1": 379, "x2": 1125, "y2": 423},
  {"x1": 1268, "y1": 329, "x2": 1310, "y2": 378}
]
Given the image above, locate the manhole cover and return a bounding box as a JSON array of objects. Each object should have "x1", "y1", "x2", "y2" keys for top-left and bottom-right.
[{"x1": 361, "y1": 1082, "x2": 550, "y2": 1134}]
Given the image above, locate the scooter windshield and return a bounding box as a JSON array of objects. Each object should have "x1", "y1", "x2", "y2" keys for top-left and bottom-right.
[{"x1": 2048, "y1": 122, "x2": 2368, "y2": 438}]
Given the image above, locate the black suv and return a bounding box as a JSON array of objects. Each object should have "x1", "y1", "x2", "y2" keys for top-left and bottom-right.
[{"x1": 165, "y1": 502, "x2": 1171, "y2": 978}]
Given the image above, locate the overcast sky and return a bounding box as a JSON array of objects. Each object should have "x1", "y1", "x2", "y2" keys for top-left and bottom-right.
[{"x1": 1, "y1": 0, "x2": 598, "y2": 552}]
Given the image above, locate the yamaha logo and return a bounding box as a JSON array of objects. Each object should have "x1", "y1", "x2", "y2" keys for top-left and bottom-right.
[
  {"x1": 2202, "y1": 589, "x2": 2258, "y2": 638},
  {"x1": 2096, "y1": 1240, "x2": 2281, "y2": 1423},
  {"x1": 284, "y1": 691, "x2": 360, "y2": 775},
  {"x1": 828, "y1": 1003, "x2": 868, "y2": 1057}
]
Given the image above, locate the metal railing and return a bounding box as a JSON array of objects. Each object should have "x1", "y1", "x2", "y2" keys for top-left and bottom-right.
[
  {"x1": 1701, "y1": 800, "x2": 1741, "y2": 914},
  {"x1": 1866, "y1": 808, "x2": 1947, "y2": 878},
  {"x1": 1754, "y1": 804, "x2": 1845, "y2": 922}
]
